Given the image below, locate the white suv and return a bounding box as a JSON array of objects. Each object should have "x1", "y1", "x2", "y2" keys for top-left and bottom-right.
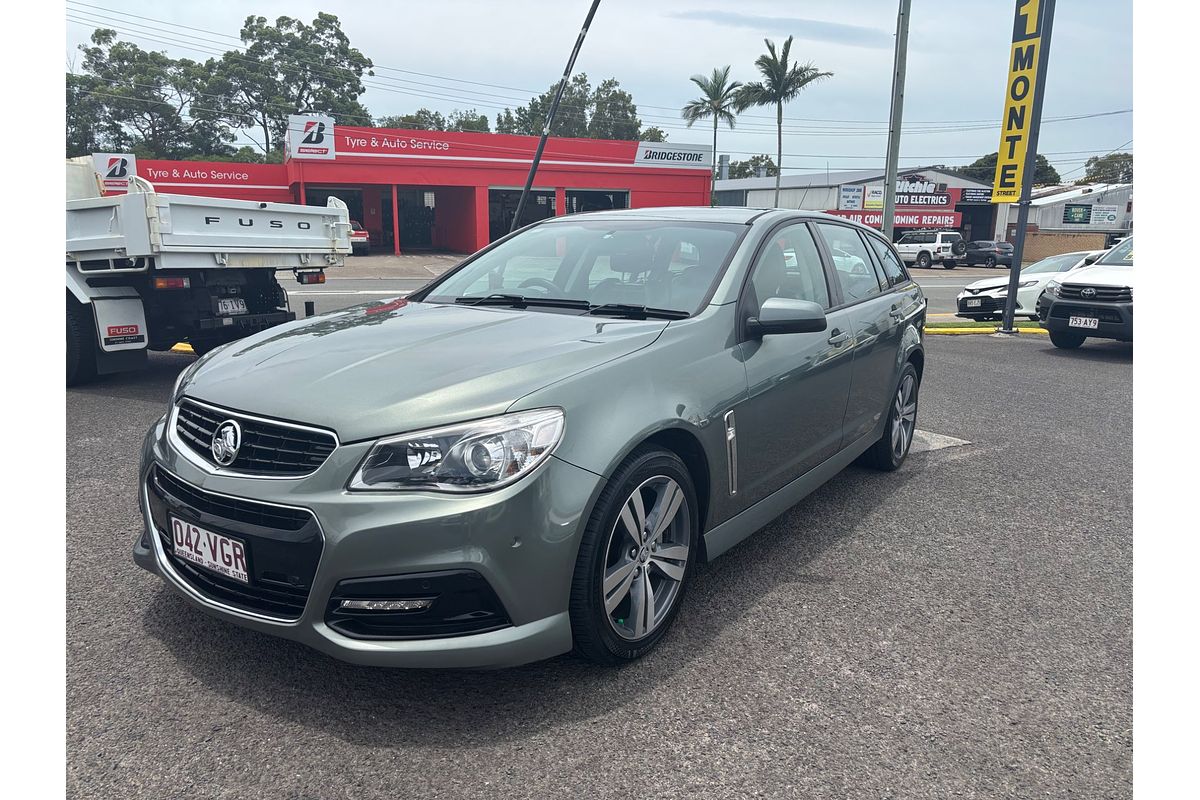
[{"x1": 894, "y1": 230, "x2": 966, "y2": 269}]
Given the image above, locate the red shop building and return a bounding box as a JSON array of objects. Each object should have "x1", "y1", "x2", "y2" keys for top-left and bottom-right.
[{"x1": 135, "y1": 115, "x2": 713, "y2": 255}]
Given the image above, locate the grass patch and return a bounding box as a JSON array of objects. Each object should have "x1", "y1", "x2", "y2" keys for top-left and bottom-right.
[{"x1": 926, "y1": 320, "x2": 1042, "y2": 330}]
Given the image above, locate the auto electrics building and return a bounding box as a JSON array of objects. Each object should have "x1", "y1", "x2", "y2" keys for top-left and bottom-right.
[{"x1": 125, "y1": 114, "x2": 713, "y2": 255}]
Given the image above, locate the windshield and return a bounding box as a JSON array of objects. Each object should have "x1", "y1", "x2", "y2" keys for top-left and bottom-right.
[
  {"x1": 1023, "y1": 252, "x2": 1087, "y2": 275},
  {"x1": 421, "y1": 220, "x2": 745, "y2": 315},
  {"x1": 1096, "y1": 237, "x2": 1133, "y2": 266}
]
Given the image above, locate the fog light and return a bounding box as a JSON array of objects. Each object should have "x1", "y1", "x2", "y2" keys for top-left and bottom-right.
[{"x1": 339, "y1": 598, "x2": 433, "y2": 612}]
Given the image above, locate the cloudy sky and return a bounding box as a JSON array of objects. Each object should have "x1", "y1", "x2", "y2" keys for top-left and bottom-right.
[{"x1": 64, "y1": 0, "x2": 1133, "y2": 179}]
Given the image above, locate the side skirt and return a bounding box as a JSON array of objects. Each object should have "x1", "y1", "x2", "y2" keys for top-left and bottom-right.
[{"x1": 702, "y1": 428, "x2": 880, "y2": 561}]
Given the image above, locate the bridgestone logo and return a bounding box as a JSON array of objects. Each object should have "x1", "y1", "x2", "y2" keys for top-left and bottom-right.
[{"x1": 642, "y1": 151, "x2": 705, "y2": 163}]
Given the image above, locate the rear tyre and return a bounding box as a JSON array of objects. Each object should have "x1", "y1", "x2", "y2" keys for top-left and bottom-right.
[
  {"x1": 943, "y1": 261, "x2": 957, "y2": 270},
  {"x1": 984, "y1": 256, "x2": 997, "y2": 268},
  {"x1": 916, "y1": 252, "x2": 932, "y2": 269},
  {"x1": 569, "y1": 446, "x2": 698, "y2": 665},
  {"x1": 861, "y1": 363, "x2": 919, "y2": 471},
  {"x1": 66, "y1": 298, "x2": 98, "y2": 387},
  {"x1": 1049, "y1": 330, "x2": 1086, "y2": 349}
]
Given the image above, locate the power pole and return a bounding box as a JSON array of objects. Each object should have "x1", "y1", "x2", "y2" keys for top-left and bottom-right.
[
  {"x1": 997, "y1": 0, "x2": 1057, "y2": 334},
  {"x1": 882, "y1": 0, "x2": 912, "y2": 241},
  {"x1": 510, "y1": 0, "x2": 603, "y2": 233}
]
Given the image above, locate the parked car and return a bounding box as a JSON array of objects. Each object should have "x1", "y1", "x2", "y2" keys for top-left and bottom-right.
[
  {"x1": 350, "y1": 220, "x2": 370, "y2": 255},
  {"x1": 134, "y1": 207, "x2": 927, "y2": 668},
  {"x1": 1037, "y1": 237, "x2": 1133, "y2": 348},
  {"x1": 956, "y1": 250, "x2": 1106, "y2": 321},
  {"x1": 960, "y1": 240, "x2": 1015, "y2": 268},
  {"x1": 894, "y1": 229, "x2": 966, "y2": 269}
]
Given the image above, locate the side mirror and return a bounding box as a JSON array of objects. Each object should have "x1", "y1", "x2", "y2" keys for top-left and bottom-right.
[
  {"x1": 1083, "y1": 255, "x2": 1099, "y2": 265},
  {"x1": 745, "y1": 297, "x2": 828, "y2": 338}
]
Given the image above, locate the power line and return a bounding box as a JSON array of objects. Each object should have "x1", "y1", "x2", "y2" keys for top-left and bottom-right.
[{"x1": 66, "y1": 3, "x2": 1132, "y2": 134}]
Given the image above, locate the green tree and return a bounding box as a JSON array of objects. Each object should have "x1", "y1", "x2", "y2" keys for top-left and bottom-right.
[
  {"x1": 209, "y1": 13, "x2": 373, "y2": 154},
  {"x1": 959, "y1": 151, "x2": 1061, "y2": 185},
  {"x1": 728, "y1": 154, "x2": 779, "y2": 180},
  {"x1": 510, "y1": 73, "x2": 593, "y2": 138},
  {"x1": 495, "y1": 108, "x2": 518, "y2": 134},
  {"x1": 73, "y1": 29, "x2": 234, "y2": 159},
  {"x1": 588, "y1": 78, "x2": 641, "y2": 140},
  {"x1": 1082, "y1": 152, "x2": 1133, "y2": 184},
  {"x1": 681, "y1": 65, "x2": 742, "y2": 198},
  {"x1": 638, "y1": 126, "x2": 668, "y2": 142},
  {"x1": 735, "y1": 37, "x2": 832, "y2": 207},
  {"x1": 447, "y1": 108, "x2": 490, "y2": 133},
  {"x1": 66, "y1": 72, "x2": 124, "y2": 156},
  {"x1": 499, "y1": 75, "x2": 656, "y2": 140},
  {"x1": 375, "y1": 109, "x2": 446, "y2": 130}
]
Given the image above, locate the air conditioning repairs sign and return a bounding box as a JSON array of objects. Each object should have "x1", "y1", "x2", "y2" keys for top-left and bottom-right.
[
  {"x1": 991, "y1": 0, "x2": 1046, "y2": 202},
  {"x1": 92, "y1": 153, "x2": 137, "y2": 193},
  {"x1": 287, "y1": 114, "x2": 336, "y2": 160}
]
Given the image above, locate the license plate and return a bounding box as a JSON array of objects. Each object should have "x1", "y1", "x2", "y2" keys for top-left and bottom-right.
[
  {"x1": 1069, "y1": 315, "x2": 1099, "y2": 329},
  {"x1": 217, "y1": 298, "x2": 248, "y2": 316},
  {"x1": 966, "y1": 298, "x2": 982, "y2": 307},
  {"x1": 170, "y1": 516, "x2": 249, "y2": 584}
]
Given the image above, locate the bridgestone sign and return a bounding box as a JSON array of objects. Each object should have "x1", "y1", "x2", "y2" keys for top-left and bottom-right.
[{"x1": 633, "y1": 142, "x2": 713, "y2": 170}]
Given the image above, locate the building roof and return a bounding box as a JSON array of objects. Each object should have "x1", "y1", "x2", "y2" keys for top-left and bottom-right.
[
  {"x1": 1029, "y1": 183, "x2": 1132, "y2": 206},
  {"x1": 714, "y1": 165, "x2": 991, "y2": 192}
]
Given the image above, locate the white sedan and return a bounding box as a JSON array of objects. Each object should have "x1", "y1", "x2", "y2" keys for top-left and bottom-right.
[{"x1": 955, "y1": 250, "x2": 1106, "y2": 321}]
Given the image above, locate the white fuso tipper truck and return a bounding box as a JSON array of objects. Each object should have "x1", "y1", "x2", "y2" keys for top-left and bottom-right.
[{"x1": 66, "y1": 159, "x2": 351, "y2": 385}]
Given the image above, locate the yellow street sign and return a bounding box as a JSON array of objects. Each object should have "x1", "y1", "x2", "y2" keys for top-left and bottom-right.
[{"x1": 992, "y1": 0, "x2": 1044, "y2": 203}]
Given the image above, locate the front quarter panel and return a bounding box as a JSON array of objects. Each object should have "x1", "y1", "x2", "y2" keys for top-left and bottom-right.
[{"x1": 508, "y1": 304, "x2": 749, "y2": 532}]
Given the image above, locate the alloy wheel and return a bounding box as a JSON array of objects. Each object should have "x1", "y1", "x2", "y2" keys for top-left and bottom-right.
[
  {"x1": 891, "y1": 373, "x2": 918, "y2": 459},
  {"x1": 602, "y1": 475, "x2": 691, "y2": 641}
]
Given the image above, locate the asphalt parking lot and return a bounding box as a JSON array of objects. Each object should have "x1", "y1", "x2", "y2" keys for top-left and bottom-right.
[{"x1": 67, "y1": 328, "x2": 1131, "y2": 799}]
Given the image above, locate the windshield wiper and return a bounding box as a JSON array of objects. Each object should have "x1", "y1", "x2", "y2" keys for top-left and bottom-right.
[
  {"x1": 454, "y1": 293, "x2": 591, "y2": 310},
  {"x1": 587, "y1": 303, "x2": 689, "y2": 320}
]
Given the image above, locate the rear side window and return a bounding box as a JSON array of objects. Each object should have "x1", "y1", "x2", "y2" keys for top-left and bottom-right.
[
  {"x1": 815, "y1": 222, "x2": 883, "y2": 303},
  {"x1": 866, "y1": 236, "x2": 909, "y2": 287}
]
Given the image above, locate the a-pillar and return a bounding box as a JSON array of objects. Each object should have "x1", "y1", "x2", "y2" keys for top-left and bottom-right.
[
  {"x1": 391, "y1": 184, "x2": 401, "y2": 255},
  {"x1": 473, "y1": 186, "x2": 490, "y2": 251}
]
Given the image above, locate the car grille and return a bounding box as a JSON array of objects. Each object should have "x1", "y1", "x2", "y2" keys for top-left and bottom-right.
[
  {"x1": 958, "y1": 296, "x2": 1003, "y2": 312},
  {"x1": 147, "y1": 466, "x2": 322, "y2": 620},
  {"x1": 175, "y1": 399, "x2": 337, "y2": 476},
  {"x1": 1058, "y1": 284, "x2": 1132, "y2": 303}
]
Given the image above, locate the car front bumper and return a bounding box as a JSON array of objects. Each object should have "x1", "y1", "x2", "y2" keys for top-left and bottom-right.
[
  {"x1": 955, "y1": 290, "x2": 1036, "y2": 319},
  {"x1": 133, "y1": 413, "x2": 604, "y2": 668},
  {"x1": 1037, "y1": 296, "x2": 1133, "y2": 341}
]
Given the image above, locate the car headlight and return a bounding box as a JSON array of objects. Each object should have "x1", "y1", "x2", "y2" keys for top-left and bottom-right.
[
  {"x1": 1045, "y1": 280, "x2": 1063, "y2": 297},
  {"x1": 1017, "y1": 280, "x2": 1039, "y2": 288},
  {"x1": 349, "y1": 408, "x2": 565, "y2": 492},
  {"x1": 172, "y1": 358, "x2": 201, "y2": 402}
]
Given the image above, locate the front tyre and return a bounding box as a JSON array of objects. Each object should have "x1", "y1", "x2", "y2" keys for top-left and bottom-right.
[
  {"x1": 862, "y1": 363, "x2": 919, "y2": 471},
  {"x1": 569, "y1": 446, "x2": 698, "y2": 665},
  {"x1": 1049, "y1": 330, "x2": 1086, "y2": 349}
]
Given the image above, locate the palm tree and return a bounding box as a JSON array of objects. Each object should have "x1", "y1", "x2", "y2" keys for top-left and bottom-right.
[
  {"x1": 681, "y1": 65, "x2": 742, "y2": 201},
  {"x1": 735, "y1": 37, "x2": 833, "y2": 207}
]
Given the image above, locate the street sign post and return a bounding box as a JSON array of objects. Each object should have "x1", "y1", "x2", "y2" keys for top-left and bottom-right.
[{"x1": 992, "y1": 0, "x2": 1057, "y2": 334}]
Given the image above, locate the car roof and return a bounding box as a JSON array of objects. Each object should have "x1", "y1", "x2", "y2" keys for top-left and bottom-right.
[{"x1": 542, "y1": 206, "x2": 778, "y2": 225}]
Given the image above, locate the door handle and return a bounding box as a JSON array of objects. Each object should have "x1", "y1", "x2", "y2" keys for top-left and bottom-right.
[
  {"x1": 828, "y1": 328, "x2": 850, "y2": 345},
  {"x1": 889, "y1": 306, "x2": 904, "y2": 320}
]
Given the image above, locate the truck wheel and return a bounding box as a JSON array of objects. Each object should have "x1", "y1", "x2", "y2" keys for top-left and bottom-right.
[
  {"x1": 917, "y1": 252, "x2": 932, "y2": 269},
  {"x1": 1049, "y1": 331, "x2": 1086, "y2": 349},
  {"x1": 66, "y1": 299, "x2": 98, "y2": 387}
]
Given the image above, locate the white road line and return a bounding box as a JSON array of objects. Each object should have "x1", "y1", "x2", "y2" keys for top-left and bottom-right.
[{"x1": 910, "y1": 430, "x2": 971, "y2": 454}]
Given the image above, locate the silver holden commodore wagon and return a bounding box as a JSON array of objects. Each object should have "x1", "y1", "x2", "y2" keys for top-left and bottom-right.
[{"x1": 134, "y1": 207, "x2": 926, "y2": 668}]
